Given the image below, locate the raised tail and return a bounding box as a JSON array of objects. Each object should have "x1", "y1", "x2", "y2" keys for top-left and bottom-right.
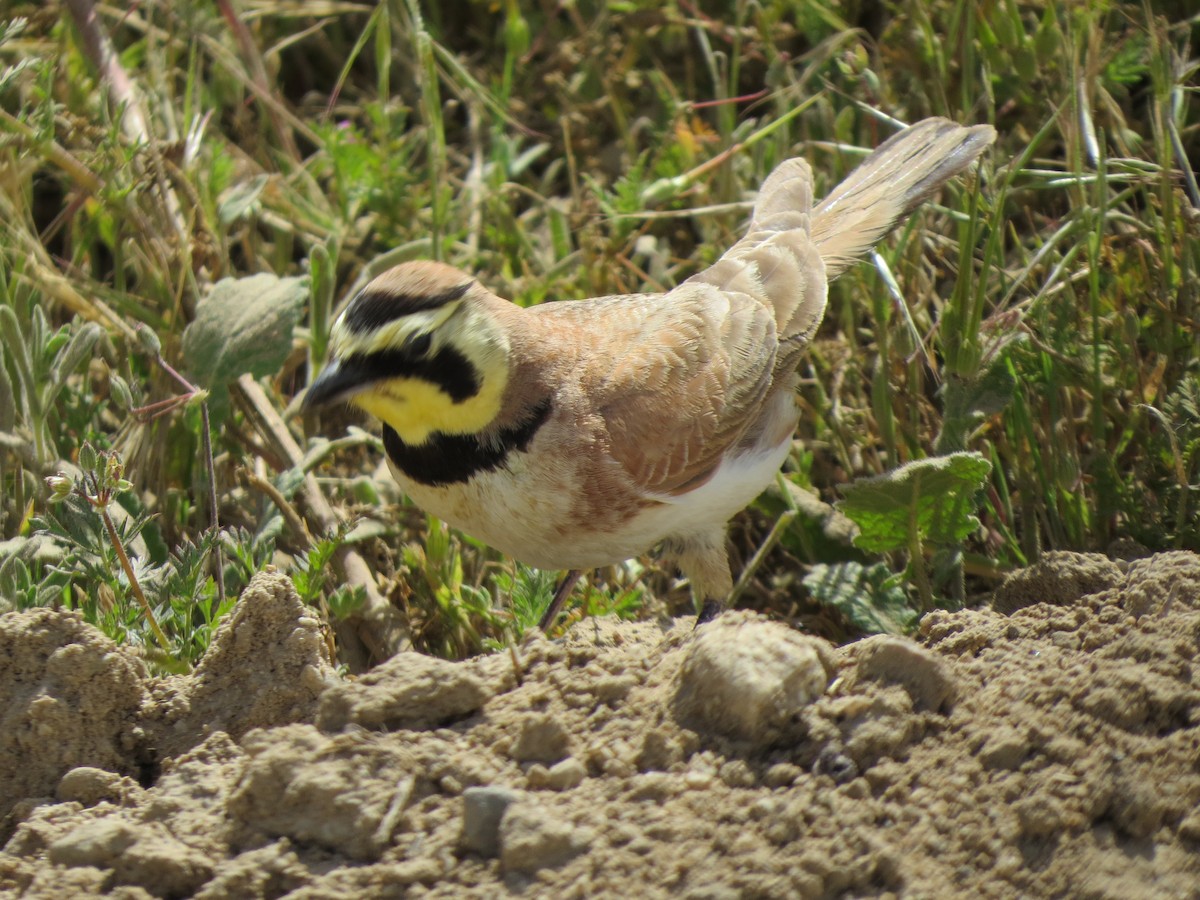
[
  {"x1": 687, "y1": 117, "x2": 994, "y2": 349},
  {"x1": 812, "y1": 117, "x2": 996, "y2": 279}
]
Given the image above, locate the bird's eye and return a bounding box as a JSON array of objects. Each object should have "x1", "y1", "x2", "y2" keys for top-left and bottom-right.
[{"x1": 407, "y1": 332, "x2": 432, "y2": 356}]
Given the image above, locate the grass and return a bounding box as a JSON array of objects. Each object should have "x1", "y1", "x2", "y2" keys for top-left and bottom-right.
[{"x1": 0, "y1": 0, "x2": 1196, "y2": 666}]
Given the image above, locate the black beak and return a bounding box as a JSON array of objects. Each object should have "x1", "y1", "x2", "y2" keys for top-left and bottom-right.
[{"x1": 302, "y1": 357, "x2": 375, "y2": 411}]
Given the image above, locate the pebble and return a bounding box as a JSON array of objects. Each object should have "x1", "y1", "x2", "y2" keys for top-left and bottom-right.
[
  {"x1": 857, "y1": 636, "x2": 957, "y2": 712},
  {"x1": 511, "y1": 714, "x2": 571, "y2": 764},
  {"x1": 56, "y1": 767, "x2": 143, "y2": 807},
  {"x1": 460, "y1": 786, "x2": 519, "y2": 858},
  {"x1": 47, "y1": 818, "x2": 137, "y2": 867},
  {"x1": 673, "y1": 612, "x2": 834, "y2": 746}
]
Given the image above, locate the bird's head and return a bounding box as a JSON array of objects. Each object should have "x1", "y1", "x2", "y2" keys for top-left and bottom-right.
[{"x1": 302, "y1": 260, "x2": 512, "y2": 445}]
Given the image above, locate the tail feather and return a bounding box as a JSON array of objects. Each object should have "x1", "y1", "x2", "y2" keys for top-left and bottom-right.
[
  {"x1": 813, "y1": 118, "x2": 996, "y2": 278},
  {"x1": 687, "y1": 116, "x2": 994, "y2": 351}
]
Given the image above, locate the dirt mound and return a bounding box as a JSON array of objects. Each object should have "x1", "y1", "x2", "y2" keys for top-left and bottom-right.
[
  {"x1": 0, "y1": 570, "x2": 332, "y2": 833},
  {"x1": 0, "y1": 608, "x2": 146, "y2": 829},
  {"x1": 141, "y1": 569, "x2": 335, "y2": 761},
  {"x1": 2, "y1": 554, "x2": 1199, "y2": 897}
]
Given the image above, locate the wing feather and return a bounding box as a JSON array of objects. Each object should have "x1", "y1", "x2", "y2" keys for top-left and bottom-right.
[{"x1": 532, "y1": 287, "x2": 780, "y2": 496}]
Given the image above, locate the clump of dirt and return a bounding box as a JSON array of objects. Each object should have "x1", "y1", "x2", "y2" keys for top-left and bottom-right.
[
  {"x1": 0, "y1": 569, "x2": 332, "y2": 834},
  {"x1": 0, "y1": 608, "x2": 146, "y2": 829},
  {"x1": 2, "y1": 553, "x2": 1200, "y2": 897},
  {"x1": 141, "y1": 569, "x2": 336, "y2": 760},
  {"x1": 991, "y1": 549, "x2": 1124, "y2": 613}
]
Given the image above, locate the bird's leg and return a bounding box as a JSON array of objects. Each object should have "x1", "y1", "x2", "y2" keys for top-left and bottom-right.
[
  {"x1": 669, "y1": 530, "x2": 734, "y2": 628},
  {"x1": 538, "y1": 569, "x2": 583, "y2": 631}
]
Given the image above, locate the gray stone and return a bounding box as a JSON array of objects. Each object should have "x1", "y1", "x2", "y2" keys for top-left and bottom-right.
[{"x1": 461, "y1": 786, "x2": 519, "y2": 857}]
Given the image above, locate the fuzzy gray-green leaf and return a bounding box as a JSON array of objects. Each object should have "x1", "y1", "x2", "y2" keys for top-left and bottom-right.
[
  {"x1": 182, "y1": 274, "x2": 308, "y2": 400},
  {"x1": 804, "y1": 561, "x2": 917, "y2": 635},
  {"x1": 837, "y1": 452, "x2": 993, "y2": 554},
  {"x1": 0, "y1": 341, "x2": 13, "y2": 433},
  {"x1": 46, "y1": 321, "x2": 102, "y2": 400}
]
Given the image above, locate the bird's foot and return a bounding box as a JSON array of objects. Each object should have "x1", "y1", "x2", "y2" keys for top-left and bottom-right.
[{"x1": 695, "y1": 598, "x2": 723, "y2": 627}]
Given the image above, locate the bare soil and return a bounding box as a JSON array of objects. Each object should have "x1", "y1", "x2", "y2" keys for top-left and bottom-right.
[{"x1": 2, "y1": 551, "x2": 1200, "y2": 899}]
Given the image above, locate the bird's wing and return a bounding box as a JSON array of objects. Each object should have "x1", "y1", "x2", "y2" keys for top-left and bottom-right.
[
  {"x1": 595, "y1": 287, "x2": 780, "y2": 496},
  {"x1": 539, "y1": 286, "x2": 782, "y2": 497}
]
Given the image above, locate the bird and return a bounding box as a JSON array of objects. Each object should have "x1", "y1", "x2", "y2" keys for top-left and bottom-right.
[{"x1": 302, "y1": 116, "x2": 995, "y2": 630}]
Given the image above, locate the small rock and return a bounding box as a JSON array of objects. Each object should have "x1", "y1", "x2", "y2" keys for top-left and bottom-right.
[
  {"x1": 683, "y1": 885, "x2": 740, "y2": 900},
  {"x1": 977, "y1": 728, "x2": 1029, "y2": 770},
  {"x1": 499, "y1": 803, "x2": 589, "y2": 874},
  {"x1": 718, "y1": 759, "x2": 755, "y2": 789},
  {"x1": 856, "y1": 636, "x2": 957, "y2": 712},
  {"x1": 672, "y1": 612, "x2": 834, "y2": 746},
  {"x1": 461, "y1": 786, "x2": 519, "y2": 857},
  {"x1": 813, "y1": 746, "x2": 859, "y2": 784},
  {"x1": 592, "y1": 674, "x2": 636, "y2": 704},
  {"x1": 510, "y1": 714, "x2": 570, "y2": 764},
  {"x1": 1178, "y1": 809, "x2": 1200, "y2": 842},
  {"x1": 627, "y1": 773, "x2": 680, "y2": 803},
  {"x1": 763, "y1": 763, "x2": 801, "y2": 788},
  {"x1": 47, "y1": 818, "x2": 138, "y2": 867},
  {"x1": 637, "y1": 731, "x2": 682, "y2": 773},
  {"x1": 56, "y1": 768, "x2": 143, "y2": 807},
  {"x1": 114, "y1": 829, "x2": 214, "y2": 897},
  {"x1": 318, "y1": 653, "x2": 490, "y2": 732},
  {"x1": 1107, "y1": 776, "x2": 1165, "y2": 839},
  {"x1": 1014, "y1": 796, "x2": 1074, "y2": 838},
  {"x1": 530, "y1": 758, "x2": 586, "y2": 791}
]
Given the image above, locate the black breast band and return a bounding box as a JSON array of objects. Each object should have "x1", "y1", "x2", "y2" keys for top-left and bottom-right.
[{"x1": 382, "y1": 397, "x2": 552, "y2": 486}]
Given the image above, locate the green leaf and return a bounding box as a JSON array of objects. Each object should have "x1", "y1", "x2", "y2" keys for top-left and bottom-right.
[
  {"x1": 0, "y1": 304, "x2": 32, "y2": 418},
  {"x1": 47, "y1": 321, "x2": 102, "y2": 396},
  {"x1": 804, "y1": 561, "x2": 917, "y2": 635},
  {"x1": 1034, "y1": 5, "x2": 1060, "y2": 59},
  {"x1": 328, "y1": 585, "x2": 366, "y2": 620},
  {"x1": 308, "y1": 242, "x2": 335, "y2": 371},
  {"x1": 217, "y1": 174, "x2": 270, "y2": 226},
  {"x1": 837, "y1": 452, "x2": 992, "y2": 553},
  {"x1": 936, "y1": 357, "x2": 1018, "y2": 453},
  {"x1": 182, "y1": 274, "x2": 307, "y2": 413},
  {"x1": 0, "y1": 341, "x2": 13, "y2": 432}
]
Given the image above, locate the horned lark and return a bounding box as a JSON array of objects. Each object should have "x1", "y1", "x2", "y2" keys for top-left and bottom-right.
[{"x1": 303, "y1": 117, "x2": 995, "y2": 628}]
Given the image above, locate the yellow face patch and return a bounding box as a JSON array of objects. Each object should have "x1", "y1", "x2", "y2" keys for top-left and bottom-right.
[{"x1": 353, "y1": 369, "x2": 508, "y2": 446}]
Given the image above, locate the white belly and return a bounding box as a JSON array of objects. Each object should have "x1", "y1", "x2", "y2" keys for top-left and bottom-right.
[
  {"x1": 391, "y1": 435, "x2": 792, "y2": 571},
  {"x1": 620, "y1": 437, "x2": 793, "y2": 552}
]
